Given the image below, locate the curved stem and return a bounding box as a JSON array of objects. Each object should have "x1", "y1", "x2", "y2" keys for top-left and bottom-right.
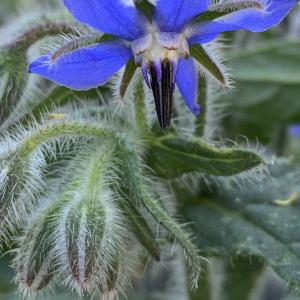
[
  {"x1": 140, "y1": 185, "x2": 202, "y2": 288},
  {"x1": 17, "y1": 120, "x2": 117, "y2": 158},
  {"x1": 4, "y1": 21, "x2": 74, "y2": 52}
]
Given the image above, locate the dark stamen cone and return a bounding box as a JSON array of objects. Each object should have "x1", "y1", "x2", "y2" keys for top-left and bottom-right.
[
  {"x1": 161, "y1": 60, "x2": 173, "y2": 129},
  {"x1": 149, "y1": 60, "x2": 174, "y2": 129},
  {"x1": 149, "y1": 64, "x2": 162, "y2": 126}
]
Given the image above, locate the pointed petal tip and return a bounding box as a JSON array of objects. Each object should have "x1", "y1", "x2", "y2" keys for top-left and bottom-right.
[
  {"x1": 192, "y1": 104, "x2": 201, "y2": 116},
  {"x1": 176, "y1": 58, "x2": 200, "y2": 116},
  {"x1": 28, "y1": 64, "x2": 33, "y2": 74},
  {"x1": 28, "y1": 57, "x2": 41, "y2": 72},
  {"x1": 190, "y1": 0, "x2": 297, "y2": 44},
  {"x1": 28, "y1": 62, "x2": 42, "y2": 74},
  {"x1": 28, "y1": 41, "x2": 132, "y2": 91}
]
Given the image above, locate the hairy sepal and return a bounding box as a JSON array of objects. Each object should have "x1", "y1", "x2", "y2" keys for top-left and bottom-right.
[
  {"x1": 119, "y1": 198, "x2": 160, "y2": 261},
  {"x1": 0, "y1": 149, "x2": 45, "y2": 249},
  {"x1": 62, "y1": 192, "x2": 121, "y2": 294},
  {"x1": 0, "y1": 119, "x2": 118, "y2": 248},
  {"x1": 120, "y1": 59, "x2": 138, "y2": 99},
  {"x1": 190, "y1": 44, "x2": 226, "y2": 86},
  {"x1": 55, "y1": 144, "x2": 131, "y2": 296},
  {"x1": 117, "y1": 139, "x2": 203, "y2": 288},
  {"x1": 192, "y1": 0, "x2": 264, "y2": 23},
  {"x1": 140, "y1": 183, "x2": 203, "y2": 289},
  {"x1": 14, "y1": 198, "x2": 62, "y2": 295}
]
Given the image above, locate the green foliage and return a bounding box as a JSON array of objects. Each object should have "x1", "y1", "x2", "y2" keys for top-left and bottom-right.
[
  {"x1": 147, "y1": 135, "x2": 264, "y2": 178},
  {"x1": 222, "y1": 41, "x2": 300, "y2": 143},
  {"x1": 0, "y1": 1, "x2": 299, "y2": 300},
  {"x1": 15, "y1": 201, "x2": 60, "y2": 292},
  {"x1": 183, "y1": 159, "x2": 300, "y2": 296},
  {"x1": 120, "y1": 199, "x2": 161, "y2": 261},
  {"x1": 192, "y1": 257, "x2": 265, "y2": 300}
]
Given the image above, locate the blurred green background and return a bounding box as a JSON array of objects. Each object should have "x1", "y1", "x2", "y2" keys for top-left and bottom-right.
[{"x1": 1, "y1": 1, "x2": 300, "y2": 300}]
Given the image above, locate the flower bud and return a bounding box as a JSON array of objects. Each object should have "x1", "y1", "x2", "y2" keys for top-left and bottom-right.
[
  {"x1": 0, "y1": 164, "x2": 8, "y2": 191},
  {"x1": 61, "y1": 194, "x2": 113, "y2": 293},
  {"x1": 0, "y1": 150, "x2": 45, "y2": 246},
  {"x1": 0, "y1": 49, "x2": 28, "y2": 124},
  {"x1": 14, "y1": 200, "x2": 59, "y2": 294},
  {"x1": 53, "y1": 144, "x2": 131, "y2": 296}
]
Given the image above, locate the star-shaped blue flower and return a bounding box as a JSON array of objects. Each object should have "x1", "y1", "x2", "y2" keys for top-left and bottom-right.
[{"x1": 29, "y1": 0, "x2": 297, "y2": 129}]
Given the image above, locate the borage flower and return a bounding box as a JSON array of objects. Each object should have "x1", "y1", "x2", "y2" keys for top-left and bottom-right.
[{"x1": 29, "y1": 0, "x2": 297, "y2": 129}]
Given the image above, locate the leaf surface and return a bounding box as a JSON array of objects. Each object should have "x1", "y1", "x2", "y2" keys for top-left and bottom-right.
[
  {"x1": 221, "y1": 41, "x2": 300, "y2": 142},
  {"x1": 147, "y1": 136, "x2": 264, "y2": 178},
  {"x1": 183, "y1": 160, "x2": 300, "y2": 296}
]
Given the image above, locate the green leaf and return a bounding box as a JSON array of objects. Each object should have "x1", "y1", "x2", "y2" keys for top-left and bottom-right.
[
  {"x1": 222, "y1": 257, "x2": 265, "y2": 300},
  {"x1": 0, "y1": 257, "x2": 15, "y2": 293},
  {"x1": 183, "y1": 159, "x2": 300, "y2": 296},
  {"x1": 190, "y1": 44, "x2": 226, "y2": 85},
  {"x1": 146, "y1": 136, "x2": 264, "y2": 178},
  {"x1": 221, "y1": 41, "x2": 300, "y2": 143}
]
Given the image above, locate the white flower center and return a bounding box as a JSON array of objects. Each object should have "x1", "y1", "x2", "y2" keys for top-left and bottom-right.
[{"x1": 131, "y1": 27, "x2": 190, "y2": 66}]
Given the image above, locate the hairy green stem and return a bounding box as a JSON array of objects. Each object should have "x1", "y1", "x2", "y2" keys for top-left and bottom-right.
[
  {"x1": 4, "y1": 21, "x2": 74, "y2": 52},
  {"x1": 17, "y1": 121, "x2": 117, "y2": 158},
  {"x1": 117, "y1": 139, "x2": 202, "y2": 286},
  {"x1": 140, "y1": 186, "x2": 202, "y2": 288},
  {"x1": 195, "y1": 75, "x2": 207, "y2": 137},
  {"x1": 134, "y1": 76, "x2": 149, "y2": 133}
]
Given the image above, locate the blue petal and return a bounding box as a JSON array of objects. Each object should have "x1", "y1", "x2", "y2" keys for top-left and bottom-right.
[
  {"x1": 29, "y1": 41, "x2": 132, "y2": 90},
  {"x1": 190, "y1": 0, "x2": 297, "y2": 44},
  {"x1": 289, "y1": 124, "x2": 300, "y2": 138},
  {"x1": 64, "y1": 0, "x2": 147, "y2": 40},
  {"x1": 154, "y1": 0, "x2": 209, "y2": 32},
  {"x1": 176, "y1": 58, "x2": 201, "y2": 115}
]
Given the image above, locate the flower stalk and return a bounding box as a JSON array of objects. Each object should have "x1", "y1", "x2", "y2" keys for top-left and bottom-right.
[
  {"x1": 16, "y1": 120, "x2": 117, "y2": 158},
  {"x1": 133, "y1": 75, "x2": 149, "y2": 133},
  {"x1": 3, "y1": 21, "x2": 74, "y2": 52},
  {"x1": 195, "y1": 74, "x2": 208, "y2": 136}
]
